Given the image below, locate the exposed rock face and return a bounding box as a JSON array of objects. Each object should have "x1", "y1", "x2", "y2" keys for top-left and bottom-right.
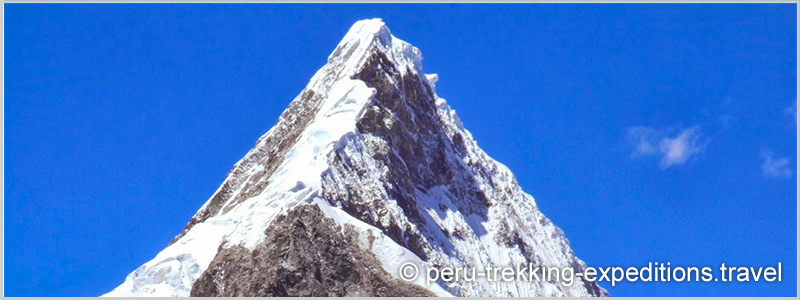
[
  {"x1": 191, "y1": 205, "x2": 435, "y2": 297},
  {"x1": 321, "y1": 47, "x2": 491, "y2": 262},
  {"x1": 105, "y1": 19, "x2": 608, "y2": 297}
]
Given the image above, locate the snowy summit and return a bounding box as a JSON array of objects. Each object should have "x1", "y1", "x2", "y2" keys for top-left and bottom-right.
[{"x1": 104, "y1": 18, "x2": 608, "y2": 297}]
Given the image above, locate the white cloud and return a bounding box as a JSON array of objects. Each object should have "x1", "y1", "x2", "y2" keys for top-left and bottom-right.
[
  {"x1": 628, "y1": 126, "x2": 658, "y2": 156},
  {"x1": 761, "y1": 151, "x2": 793, "y2": 179},
  {"x1": 786, "y1": 101, "x2": 797, "y2": 124},
  {"x1": 627, "y1": 126, "x2": 706, "y2": 169}
]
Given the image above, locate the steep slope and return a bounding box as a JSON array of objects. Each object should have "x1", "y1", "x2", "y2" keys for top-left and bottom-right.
[{"x1": 105, "y1": 19, "x2": 607, "y2": 297}]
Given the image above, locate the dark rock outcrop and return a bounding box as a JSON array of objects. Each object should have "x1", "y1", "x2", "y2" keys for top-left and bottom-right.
[{"x1": 190, "y1": 204, "x2": 435, "y2": 297}]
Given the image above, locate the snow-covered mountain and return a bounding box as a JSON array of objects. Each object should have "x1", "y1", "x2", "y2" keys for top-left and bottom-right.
[{"x1": 104, "y1": 19, "x2": 608, "y2": 297}]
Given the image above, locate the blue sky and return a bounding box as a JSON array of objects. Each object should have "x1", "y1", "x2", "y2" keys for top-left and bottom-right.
[{"x1": 5, "y1": 4, "x2": 796, "y2": 297}]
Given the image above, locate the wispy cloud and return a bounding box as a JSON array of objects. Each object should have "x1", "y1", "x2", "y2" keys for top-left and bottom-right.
[
  {"x1": 628, "y1": 126, "x2": 707, "y2": 169},
  {"x1": 786, "y1": 101, "x2": 797, "y2": 124},
  {"x1": 761, "y1": 151, "x2": 793, "y2": 179},
  {"x1": 718, "y1": 114, "x2": 734, "y2": 130},
  {"x1": 628, "y1": 126, "x2": 659, "y2": 157}
]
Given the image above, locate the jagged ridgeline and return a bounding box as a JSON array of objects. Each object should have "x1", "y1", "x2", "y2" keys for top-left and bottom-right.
[{"x1": 105, "y1": 19, "x2": 608, "y2": 297}]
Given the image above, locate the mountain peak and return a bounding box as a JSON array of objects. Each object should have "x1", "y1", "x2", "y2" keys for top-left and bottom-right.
[
  {"x1": 327, "y1": 18, "x2": 424, "y2": 79},
  {"x1": 343, "y1": 18, "x2": 392, "y2": 44},
  {"x1": 106, "y1": 19, "x2": 607, "y2": 297}
]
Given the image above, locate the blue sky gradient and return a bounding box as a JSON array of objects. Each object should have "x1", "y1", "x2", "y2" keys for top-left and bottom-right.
[{"x1": 5, "y1": 4, "x2": 797, "y2": 296}]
